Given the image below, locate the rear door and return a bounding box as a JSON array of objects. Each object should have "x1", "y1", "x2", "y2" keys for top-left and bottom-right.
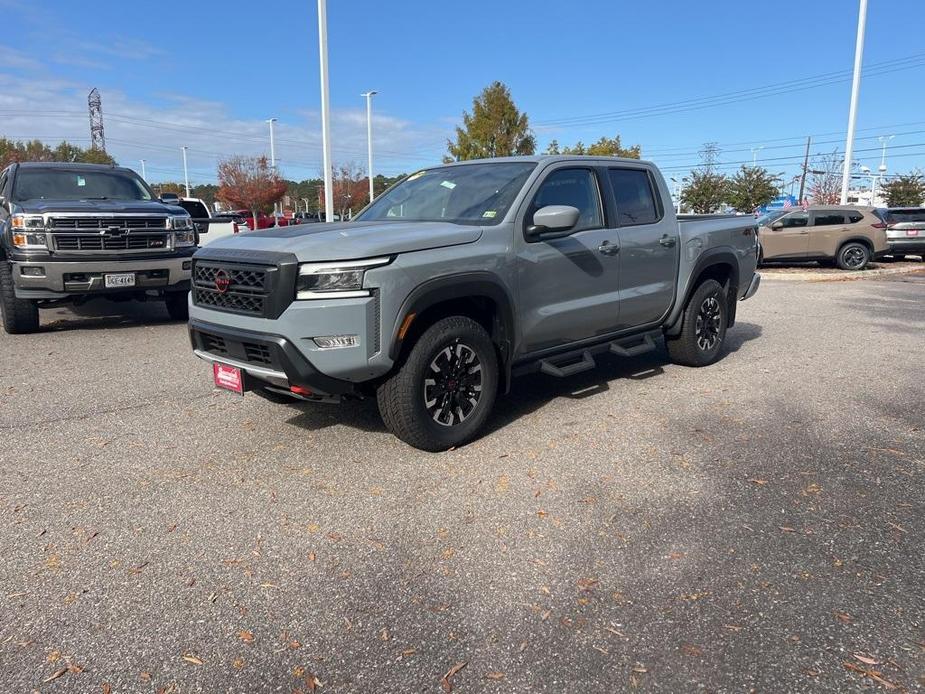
[
  {"x1": 760, "y1": 211, "x2": 809, "y2": 259},
  {"x1": 604, "y1": 166, "x2": 678, "y2": 329},
  {"x1": 806, "y1": 210, "x2": 848, "y2": 257},
  {"x1": 514, "y1": 165, "x2": 622, "y2": 354}
]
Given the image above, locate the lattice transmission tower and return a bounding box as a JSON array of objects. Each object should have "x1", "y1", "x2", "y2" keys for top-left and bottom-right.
[{"x1": 88, "y1": 88, "x2": 106, "y2": 152}]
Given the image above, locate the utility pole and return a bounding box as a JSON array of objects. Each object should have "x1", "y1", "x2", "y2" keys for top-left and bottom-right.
[
  {"x1": 751, "y1": 146, "x2": 764, "y2": 165},
  {"x1": 181, "y1": 146, "x2": 190, "y2": 198},
  {"x1": 266, "y1": 118, "x2": 278, "y2": 215},
  {"x1": 798, "y1": 136, "x2": 812, "y2": 202},
  {"x1": 139, "y1": 159, "x2": 147, "y2": 181},
  {"x1": 317, "y1": 0, "x2": 334, "y2": 222},
  {"x1": 361, "y1": 91, "x2": 377, "y2": 205},
  {"x1": 88, "y1": 88, "x2": 106, "y2": 152},
  {"x1": 840, "y1": 0, "x2": 868, "y2": 204}
]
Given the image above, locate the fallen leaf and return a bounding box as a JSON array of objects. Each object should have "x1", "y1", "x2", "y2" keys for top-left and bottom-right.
[
  {"x1": 853, "y1": 653, "x2": 881, "y2": 666},
  {"x1": 577, "y1": 578, "x2": 599, "y2": 591},
  {"x1": 181, "y1": 653, "x2": 204, "y2": 665},
  {"x1": 632, "y1": 665, "x2": 648, "y2": 673},
  {"x1": 42, "y1": 668, "x2": 68, "y2": 683},
  {"x1": 102, "y1": 684, "x2": 112, "y2": 694},
  {"x1": 667, "y1": 552, "x2": 685, "y2": 560},
  {"x1": 484, "y1": 671, "x2": 506, "y2": 681},
  {"x1": 380, "y1": 628, "x2": 390, "y2": 641},
  {"x1": 47, "y1": 649, "x2": 61, "y2": 663},
  {"x1": 723, "y1": 624, "x2": 743, "y2": 631},
  {"x1": 140, "y1": 671, "x2": 152, "y2": 682},
  {"x1": 308, "y1": 552, "x2": 316, "y2": 561},
  {"x1": 289, "y1": 640, "x2": 302, "y2": 650},
  {"x1": 779, "y1": 526, "x2": 796, "y2": 533},
  {"x1": 681, "y1": 643, "x2": 703, "y2": 657},
  {"x1": 441, "y1": 661, "x2": 467, "y2": 692},
  {"x1": 401, "y1": 648, "x2": 416, "y2": 657},
  {"x1": 238, "y1": 630, "x2": 254, "y2": 643},
  {"x1": 232, "y1": 657, "x2": 245, "y2": 669},
  {"x1": 834, "y1": 611, "x2": 853, "y2": 624},
  {"x1": 887, "y1": 522, "x2": 907, "y2": 534},
  {"x1": 749, "y1": 479, "x2": 769, "y2": 485}
]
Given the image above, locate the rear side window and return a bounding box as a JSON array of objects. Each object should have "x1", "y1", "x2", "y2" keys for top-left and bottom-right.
[
  {"x1": 607, "y1": 168, "x2": 659, "y2": 226},
  {"x1": 812, "y1": 213, "x2": 845, "y2": 226},
  {"x1": 846, "y1": 211, "x2": 864, "y2": 223}
]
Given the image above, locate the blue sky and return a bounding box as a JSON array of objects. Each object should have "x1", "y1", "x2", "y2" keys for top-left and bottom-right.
[{"x1": 2, "y1": 0, "x2": 924, "y2": 188}]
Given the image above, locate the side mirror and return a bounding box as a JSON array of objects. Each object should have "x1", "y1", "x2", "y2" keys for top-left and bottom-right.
[
  {"x1": 770, "y1": 221, "x2": 784, "y2": 230},
  {"x1": 160, "y1": 192, "x2": 180, "y2": 205},
  {"x1": 527, "y1": 205, "x2": 580, "y2": 238}
]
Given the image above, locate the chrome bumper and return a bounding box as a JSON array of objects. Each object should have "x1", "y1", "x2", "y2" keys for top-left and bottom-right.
[
  {"x1": 193, "y1": 348, "x2": 289, "y2": 388},
  {"x1": 12, "y1": 256, "x2": 192, "y2": 299},
  {"x1": 742, "y1": 272, "x2": 760, "y2": 300}
]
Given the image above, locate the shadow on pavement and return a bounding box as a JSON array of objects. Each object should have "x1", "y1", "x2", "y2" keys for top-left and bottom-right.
[{"x1": 39, "y1": 296, "x2": 185, "y2": 332}]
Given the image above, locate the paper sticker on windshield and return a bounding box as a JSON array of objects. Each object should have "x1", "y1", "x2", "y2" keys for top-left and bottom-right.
[
  {"x1": 482, "y1": 210, "x2": 497, "y2": 218},
  {"x1": 440, "y1": 180, "x2": 456, "y2": 190},
  {"x1": 406, "y1": 171, "x2": 425, "y2": 182},
  {"x1": 76, "y1": 176, "x2": 86, "y2": 187}
]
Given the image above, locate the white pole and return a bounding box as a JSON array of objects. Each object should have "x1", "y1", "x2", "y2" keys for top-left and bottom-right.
[
  {"x1": 840, "y1": 0, "x2": 868, "y2": 204},
  {"x1": 318, "y1": 0, "x2": 334, "y2": 223},
  {"x1": 181, "y1": 146, "x2": 190, "y2": 198},
  {"x1": 362, "y1": 91, "x2": 377, "y2": 204},
  {"x1": 267, "y1": 118, "x2": 278, "y2": 169},
  {"x1": 751, "y1": 146, "x2": 763, "y2": 165},
  {"x1": 878, "y1": 134, "x2": 894, "y2": 171},
  {"x1": 140, "y1": 159, "x2": 146, "y2": 181}
]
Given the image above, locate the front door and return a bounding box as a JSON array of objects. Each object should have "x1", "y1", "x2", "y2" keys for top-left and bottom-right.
[
  {"x1": 515, "y1": 166, "x2": 622, "y2": 354},
  {"x1": 604, "y1": 166, "x2": 679, "y2": 329},
  {"x1": 760, "y1": 211, "x2": 809, "y2": 259}
]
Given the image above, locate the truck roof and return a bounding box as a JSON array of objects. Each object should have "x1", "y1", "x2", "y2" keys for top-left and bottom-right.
[
  {"x1": 435, "y1": 155, "x2": 656, "y2": 168},
  {"x1": 13, "y1": 161, "x2": 126, "y2": 172}
]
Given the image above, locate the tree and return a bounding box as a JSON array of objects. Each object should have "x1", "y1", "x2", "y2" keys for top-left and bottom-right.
[
  {"x1": 0, "y1": 136, "x2": 116, "y2": 168},
  {"x1": 544, "y1": 134, "x2": 640, "y2": 158},
  {"x1": 681, "y1": 170, "x2": 728, "y2": 214},
  {"x1": 809, "y1": 150, "x2": 843, "y2": 204},
  {"x1": 216, "y1": 155, "x2": 287, "y2": 224},
  {"x1": 881, "y1": 172, "x2": 925, "y2": 207},
  {"x1": 446, "y1": 81, "x2": 535, "y2": 161},
  {"x1": 330, "y1": 162, "x2": 369, "y2": 220},
  {"x1": 725, "y1": 165, "x2": 781, "y2": 212}
]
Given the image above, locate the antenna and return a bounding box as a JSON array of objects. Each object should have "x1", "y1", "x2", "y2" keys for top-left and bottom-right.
[{"x1": 88, "y1": 88, "x2": 105, "y2": 152}]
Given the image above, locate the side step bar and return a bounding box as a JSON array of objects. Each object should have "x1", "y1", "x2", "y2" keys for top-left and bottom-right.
[
  {"x1": 539, "y1": 350, "x2": 595, "y2": 378},
  {"x1": 532, "y1": 331, "x2": 661, "y2": 379},
  {"x1": 610, "y1": 333, "x2": 657, "y2": 358}
]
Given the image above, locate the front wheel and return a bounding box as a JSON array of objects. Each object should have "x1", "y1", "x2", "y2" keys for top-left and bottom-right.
[
  {"x1": 0, "y1": 259, "x2": 39, "y2": 334},
  {"x1": 164, "y1": 291, "x2": 189, "y2": 320},
  {"x1": 666, "y1": 279, "x2": 727, "y2": 367},
  {"x1": 377, "y1": 316, "x2": 498, "y2": 451},
  {"x1": 836, "y1": 242, "x2": 870, "y2": 271}
]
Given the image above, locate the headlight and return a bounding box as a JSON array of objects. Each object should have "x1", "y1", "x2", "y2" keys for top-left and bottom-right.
[
  {"x1": 10, "y1": 216, "x2": 47, "y2": 249},
  {"x1": 296, "y1": 257, "x2": 390, "y2": 299},
  {"x1": 169, "y1": 215, "x2": 195, "y2": 246}
]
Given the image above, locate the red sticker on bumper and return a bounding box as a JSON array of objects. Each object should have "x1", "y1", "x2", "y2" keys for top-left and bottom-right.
[{"x1": 213, "y1": 363, "x2": 243, "y2": 394}]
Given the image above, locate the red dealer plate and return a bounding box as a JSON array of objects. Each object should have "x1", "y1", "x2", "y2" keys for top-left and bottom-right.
[{"x1": 213, "y1": 363, "x2": 244, "y2": 394}]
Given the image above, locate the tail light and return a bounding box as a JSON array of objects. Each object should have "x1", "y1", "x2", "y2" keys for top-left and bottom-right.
[{"x1": 872, "y1": 222, "x2": 886, "y2": 229}]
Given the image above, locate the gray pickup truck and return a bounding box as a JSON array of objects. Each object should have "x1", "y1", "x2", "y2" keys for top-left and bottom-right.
[
  {"x1": 0, "y1": 162, "x2": 196, "y2": 333},
  {"x1": 189, "y1": 156, "x2": 760, "y2": 450}
]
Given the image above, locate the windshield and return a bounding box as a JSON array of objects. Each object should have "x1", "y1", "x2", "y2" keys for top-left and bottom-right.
[
  {"x1": 12, "y1": 168, "x2": 153, "y2": 202},
  {"x1": 355, "y1": 162, "x2": 536, "y2": 226},
  {"x1": 756, "y1": 209, "x2": 790, "y2": 227}
]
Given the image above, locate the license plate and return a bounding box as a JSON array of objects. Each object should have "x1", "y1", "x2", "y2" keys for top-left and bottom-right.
[
  {"x1": 104, "y1": 272, "x2": 136, "y2": 288},
  {"x1": 907, "y1": 230, "x2": 919, "y2": 237},
  {"x1": 213, "y1": 362, "x2": 244, "y2": 394}
]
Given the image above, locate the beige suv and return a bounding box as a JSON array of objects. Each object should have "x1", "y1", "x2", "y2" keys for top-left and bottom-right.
[{"x1": 757, "y1": 205, "x2": 888, "y2": 270}]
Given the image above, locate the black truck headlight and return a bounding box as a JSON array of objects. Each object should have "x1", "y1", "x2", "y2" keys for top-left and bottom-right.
[
  {"x1": 10, "y1": 215, "x2": 47, "y2": 249},
  {"x1": 296, "y1": 257, "x2": 390, "y2": 299},
  {"x1": 170, "y1": 215, "x2": 195, "y2": 246}
]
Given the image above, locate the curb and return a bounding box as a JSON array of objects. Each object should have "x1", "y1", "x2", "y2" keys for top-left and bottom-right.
[{"x1": 761, "y1": 264, "x2": 925, "y2": 282}]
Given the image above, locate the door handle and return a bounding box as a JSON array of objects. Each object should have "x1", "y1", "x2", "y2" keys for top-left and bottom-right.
[
  {"x1": 598, "y1": 240, "x2": 620, "y2": 256},
  {"x1": 659, "y1": 235, "x2": 677, "y2": 248}
]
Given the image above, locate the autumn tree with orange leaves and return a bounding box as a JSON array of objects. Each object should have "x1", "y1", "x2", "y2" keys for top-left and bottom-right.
[{"x1": 216, "y1": 155, "x2": 287, "y2": 225}]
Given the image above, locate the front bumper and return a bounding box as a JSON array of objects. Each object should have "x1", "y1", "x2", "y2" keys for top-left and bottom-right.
[
  {"x1": 741, "y1": 272, "x2": 761, "y2": 300},
  {"x1": 11, "y1": 254, "x2": 193, "y2": 299}
]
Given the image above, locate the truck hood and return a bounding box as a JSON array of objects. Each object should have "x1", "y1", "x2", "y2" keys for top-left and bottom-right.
[
  {"x1": 198, "y1": 221, "x2": 484, "y2": 262},
  {"x1": 14, "y1": 199, "x2": 182, "y2": 215}
]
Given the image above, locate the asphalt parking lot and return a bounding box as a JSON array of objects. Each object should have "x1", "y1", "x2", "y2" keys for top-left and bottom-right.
[{"x1": 1, "y1": 270, "x2": 923, "y2": 693}]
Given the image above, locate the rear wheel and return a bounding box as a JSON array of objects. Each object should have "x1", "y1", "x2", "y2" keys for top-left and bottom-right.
[
  {"x1": 836, "y1": 242, "x2": 870, "y2": 271},
  {"x1": 164, "y1": 290, "x2": 189, "y2": 320},
  {"x1": 377, "y1": 316, "x2": 498, "y2": 451},
  {"x1": 666, "y1": 279, "x2": 727, "y2": 367},
  {"x1": 0, "y1": 259, "x2": 39, "y2": 334}
]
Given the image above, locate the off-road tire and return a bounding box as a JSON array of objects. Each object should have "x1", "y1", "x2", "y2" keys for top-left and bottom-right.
[
  {"x1": 666, "y1": 279, "x2": 727, "y2": 367},
  {"x1": 836, "y1": 242, "x2": 870, "y2": 271},
  {"x1": 377, "y1": 316, "x2": 498, "y2": 452},
  {"x1": 0, "y1": 259, "x2": 39, "y2": 334},
  {"x1": 165, "y1": 290, "x2": 189, "y2": 320}
]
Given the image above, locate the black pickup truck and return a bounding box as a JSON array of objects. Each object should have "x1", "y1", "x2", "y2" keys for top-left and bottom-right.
[{"x1": 0, "y1": 162, "x2": 196, "y2": 333}]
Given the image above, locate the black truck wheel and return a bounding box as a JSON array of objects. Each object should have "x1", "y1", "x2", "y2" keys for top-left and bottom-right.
[
  {"x1": 377, "y1": 316, "x2": 498, "y2": 452},
  {"x1": 164, "y1": 290, "x2": 189, "y2": 320},
  {"x1": 0, "y1": 259, "x2": 39, "y2": 334},
  {"x1": 666, "y1": 279, "x2": 727, "y2": 367}
]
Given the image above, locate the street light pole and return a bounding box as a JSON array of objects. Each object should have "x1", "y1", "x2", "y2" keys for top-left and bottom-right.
[
  {"x1": 181, "y1": 146, "x2": 190, "y2": 198},
  {"x1": 361, "y1": 91, "x2": 378, "y2": 205},
  {"x1": 878, "y1": 134, "x2": 894, "y2": 171},
  {"x1": 840, "y1": 0, "x2": 868, "y2": 204},
  {"x1": 139, "y1": 159, "x2": 146, "y2": 181},
  {"x1": 266, "y1": 118, "x2": 278, "y2": 214},
  {"x1": 317, "y1": 0, "x2": 334, "y2": 223},
  {"x1": 751, "y1": 146, "x2": 764, "y2": 165}
]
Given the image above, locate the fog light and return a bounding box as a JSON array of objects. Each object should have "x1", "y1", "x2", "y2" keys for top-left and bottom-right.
[
  {"x1": 313, "y1": 335, "x2": 359, "y2": 349},
  {"x1": 21, "y1": 266, "x2": 45, "y2": 277},
  {"x1": 182, "y1": 261, "x2": 192, "y2": 270}
]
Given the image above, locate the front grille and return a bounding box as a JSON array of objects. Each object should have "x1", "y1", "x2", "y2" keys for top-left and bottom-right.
[
  {"x1": 192, "y1": 261, "x2": 272, "y2": 317},
  {"x1": 243, "y1": 342, "x2": 273, "y2": 365},
  {"x1": 196, "y1": 330, "x2": 280, "y2": 371},
  {"x1": 53, "y1": 233, "x2": 169, "y2": 251},
  {"x1": 202, "y1": 334, "x2": 228, "y2": 355},
  {"x1": 49, "y1": 216, "x2": 168, "y2": 230}
]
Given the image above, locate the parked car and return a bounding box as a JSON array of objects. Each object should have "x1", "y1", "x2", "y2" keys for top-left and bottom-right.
[
  {"x1": 188, "y1": 156, "x2": 760, "y2": 450},
  {"x1": 0, "y1": 162, "x2": 195, "y2": 333},
  {"x1": 172, "y1": 197, "x2": 242, "y2": 246},
  {"x1": 228, "y1": 209, "x2": 289, "y2": 230},
  {"x1": 876, "y1": 207, "x2": 925, "y2": 260},
  {"x1": 757, "y1": 205, "x2": 888, "y2": 270}
]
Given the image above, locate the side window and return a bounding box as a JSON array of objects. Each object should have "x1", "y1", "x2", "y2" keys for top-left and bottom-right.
[
  {"x1": 846, "y1": 211, "x2": 864, "y2": 223},
  {"x1": 529, "y1": 168, "x2": 602, "y2": 232},
  {"x1": 179, "y1": 200, "x2": 209, "y2": 218},
  {"x1": 812, "y1": 212, "x2": 846, "y2": 226},
  {"x1": 0, "y1": 171, "x2": 8, "y2": 198},
  {"x1": 607, "y1": 168, "x2": 659, "y2": 226},
  {"x1": 779, "y1": 212, "x2": 809, "y2": 228}
]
